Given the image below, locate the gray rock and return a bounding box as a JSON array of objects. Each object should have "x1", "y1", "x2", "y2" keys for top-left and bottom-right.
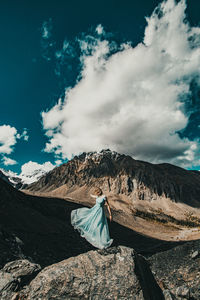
[
  {"x1": 176, "y1": 285, "x2": 190, "y2": 298},
  {"x1": 0, "y1": 259, "x2": 41, "y2": 300},
  {"x1": 163, "y1": 289, "x2": 174, "y2": 300},
  {"x1": 0, "y1": 272, "x2": 13, "y2": 291},
  {"x1": 21, "y1": 246, "x2": 164, "y2": 300},
  {"x1": 191, "y1": 250, "x2": 199, "y2": 259},
  {"x1": 0, "y1": 272, "x2": 18, "y2": 300},
  {"x1": 148, "y1": 240, "x2": 200, "y2": 299},
  {"x1": 3, "y1": 259, "x2": 41, "y2": 280}
]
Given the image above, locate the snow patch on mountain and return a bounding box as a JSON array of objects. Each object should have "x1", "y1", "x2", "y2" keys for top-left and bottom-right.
[{"x1": 0, "y1": 161, "x2": 56, "y2": 188}]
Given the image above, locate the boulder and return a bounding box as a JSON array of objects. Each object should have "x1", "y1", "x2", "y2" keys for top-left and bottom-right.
[
  {"x1": 0, "y1": 271, "x2": 18, "y2": 300},
  {"x1": 21, "y1": 246, "x2": 164, "y2": 300},
  {"x1": 176, "y1": 285, "x2": 190, "y2": 298},
  {"x1": 0, "y1": 259, "x2": 41, "y2": 300},
  {"x1": 148, "y1": 239, "x2": 200, "y2": 299}
]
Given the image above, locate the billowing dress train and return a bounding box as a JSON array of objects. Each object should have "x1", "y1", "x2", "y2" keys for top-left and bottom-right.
[{"x1": 71, "y1": 195, "x2": 113, "y2": 249}]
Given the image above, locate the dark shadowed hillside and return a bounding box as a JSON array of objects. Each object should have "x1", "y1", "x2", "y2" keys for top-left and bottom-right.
[{"x1": 0, "y1": 177, "x2": 180, "y2": 268}]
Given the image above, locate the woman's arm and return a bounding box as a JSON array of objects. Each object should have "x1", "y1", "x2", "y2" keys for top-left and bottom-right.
[
  {"x1": 105, "y1": 197, "x2": 112, "y2": 222},
  {"x1": 90, "y1": 194, "x2": 97, "y2": 198}
]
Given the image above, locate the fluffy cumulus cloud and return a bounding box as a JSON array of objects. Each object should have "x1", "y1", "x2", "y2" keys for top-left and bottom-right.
[
  {"x1": 0, "y1": 125, "x2": 18, "y2": 155},
  {"x1": 0, "y1": 125, "x2": 29, "y2": 166},
  {"x1": 42, "y1": 0, "x2": 200, "y2": 168},
  {"x1": 19, "y1": 161, "x2": 55, "y2": 184},
  {"x1": 1, "y1": 156, "x2": 17, "y2": 166}
]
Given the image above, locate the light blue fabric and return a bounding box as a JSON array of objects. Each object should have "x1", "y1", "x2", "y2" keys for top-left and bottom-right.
[{"x1": 71, "y1": 195, "x2": 113, "y2": 249}]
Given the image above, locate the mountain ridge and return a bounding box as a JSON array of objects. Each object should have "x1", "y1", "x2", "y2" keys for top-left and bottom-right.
[
  {"x1": 23, "y1": 149, "x2": 200, "y2": 241},
  {"x1": 0, "y1": 166, "x2": 53, "y2": 189},
  {"x1": 25, "y1": 149, "x2": 200, "y2": 205}
]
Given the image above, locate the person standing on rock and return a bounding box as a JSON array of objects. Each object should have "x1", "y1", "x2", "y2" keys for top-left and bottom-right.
[{"x1": 71, "y1": 187, "x2": 113, "y2": 249}]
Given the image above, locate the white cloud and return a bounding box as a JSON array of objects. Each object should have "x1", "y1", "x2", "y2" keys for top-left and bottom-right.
[
  {"x1": 0, "y1": 125, "x2": 18, "y2": 154},
  {"x1": 41, "y1": 0, "x2": 200, "y2": 168},
  {"x1": 19, "y1": 161, "x2": 55, "y2": 184},
  {"x1": 1, "y1": 156, "x2": 17, "y2": 166},
  {"x1": 55, "y1": 159, "x2": 62, "y2": 165},
  {"x1": 96, "y1": 24, "x2": 104, "y2": 35},
  {"x1": 20, "y1": 161, "x2": 55, "y2": 176},
  {"x1": 0, "y1": 125, "x2": 29, "y2": 166},
  {"x1": 1, "y1": 160, "x2": 56, "y2": 185},
  {"x1": 16, "y1": 128, "x2": 29, "y2": 141}
]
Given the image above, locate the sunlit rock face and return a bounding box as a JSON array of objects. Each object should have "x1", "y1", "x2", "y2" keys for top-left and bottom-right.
[{"x1": 25, "y1": 149, "x2": 200, "y2": 207}]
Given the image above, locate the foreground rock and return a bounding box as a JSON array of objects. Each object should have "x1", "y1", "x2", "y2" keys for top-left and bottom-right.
[
  {"x1": 0, "y1": 260, "x2": 41, "y2": 300},
  {"x1": 20, "y1": 246, "x2": 164, "y2": 300},
  {"x1": 149, "y1": 238, "x2": 200, "y2": 299}
]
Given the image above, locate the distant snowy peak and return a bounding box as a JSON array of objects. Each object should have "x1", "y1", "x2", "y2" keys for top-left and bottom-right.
[
  {"x1": 0, "y1": 168, "x2": 22, "y2": 188},
  {"x1": 19, "y1": 168, "x2": 48, "y2": 185},
  {"x1": 79, "y1": 149, "x2": 124, "y2": 163},
  {"x1": 19, "y1": 161, "x2": 56, "y2": 185},
  {"x1": 0, "y1": 163, "x2": 55, "y2": 189}
]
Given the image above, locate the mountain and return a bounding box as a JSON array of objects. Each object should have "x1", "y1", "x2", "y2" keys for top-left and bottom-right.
[
  {"x1": 1, "y1": 176, "x2": 200, "y2": 299},
  {"x1": 0, "y1": 177, "x2": 88, "y2": 268},
  {"x1": 0, "y1": 168, "x2": 24, "y2": 189},
  {"x1": 23, "y1": 149, "x2": 200, "y2": 240},
  {"x1": 1, "y1": 156, "x2": 200, "y2": 298},
  {"x1": 0, "y1": 176, "x2": 186, "y2": 299},
  {"x1": 0, "y1": 167, "x2": 51, "y2": 189},
  {"x1": 1, "y1": 177, "x2": 177, "y2": 269},
  {"x1": 0, "y1": 169, "x2": 10, "y2": 183},
  {"x1": 18, "y1": 167, "x2": 51, "y2": 185}
]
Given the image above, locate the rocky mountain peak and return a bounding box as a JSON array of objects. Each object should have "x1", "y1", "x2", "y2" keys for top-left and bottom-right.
[
  {"x1": 24, "y1": 149, "x2": 200, "y2": 209},
  {"x1": 84, "y1": 149, "x2": 122, "y2": 161},
  {"x1": 0, "y1": 166, "x2": 53, "y2": 190},
  {"x1": 71, "y1": 149, "x2": 125, "y2": 168}
]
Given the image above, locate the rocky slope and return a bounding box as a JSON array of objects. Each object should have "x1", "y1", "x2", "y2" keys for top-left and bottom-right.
[
  {"x1": 25, "y1": 149, "x2": 200, "y2": 205},
  {"x1": 1, "y1": 177, "x2": 178, "y2": 269},
  {"x1": 24, "y1": 149, "x2": 200, "y2": 240},
  {"x1": 1, "y1": 169, "x2": 200, "y2": 298}
]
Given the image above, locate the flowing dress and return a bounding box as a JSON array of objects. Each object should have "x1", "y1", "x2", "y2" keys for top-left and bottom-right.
[{"x1": 71, "y1": 195, "x2": 113, "y2": 249}]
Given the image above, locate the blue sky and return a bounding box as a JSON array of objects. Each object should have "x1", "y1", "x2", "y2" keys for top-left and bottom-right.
[{"x1": 0, "y1": 0, "x2": 200, "y2": 174}]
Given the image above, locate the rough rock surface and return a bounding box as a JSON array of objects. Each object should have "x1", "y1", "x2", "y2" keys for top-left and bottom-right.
[
  {"x1": 25, "y1": 149, "x2": 200, "y2": 207},
  {"x1": 20, "y1": 246, "x2": 164, "y2": 300},
  {"x1": 24, "y1": 150, "x2": 200, "y2": 240},
  {"x1": 148, "y1": 239, "x2": 200, "y2": 299},
  {"x1": 0, "y1": 259, "x2": 41, "y2": 300}
]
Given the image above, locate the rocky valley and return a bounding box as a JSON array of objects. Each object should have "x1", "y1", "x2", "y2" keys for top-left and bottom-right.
[
  {"x1": 1, "y1": 149, "x2": 200, "y2": 299},
  {"x1": 23, "y1": 149, "x2": 200, "y2": 241}
]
